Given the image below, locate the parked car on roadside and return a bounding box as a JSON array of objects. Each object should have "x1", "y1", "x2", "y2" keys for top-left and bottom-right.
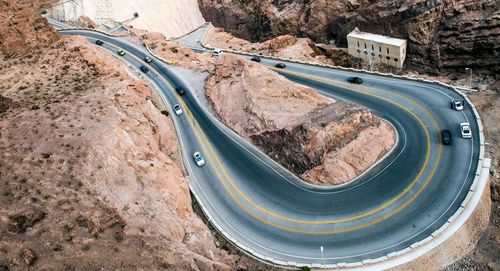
[
  {"x1": 275, "y1": 63, "x2": 286, "y2": 69},
  {"x1": 117, "y1": 49, "x2": 126, "y2": 56},
  {"x1": 95, "y1": 40, "x2": 104, "y2": 46}
]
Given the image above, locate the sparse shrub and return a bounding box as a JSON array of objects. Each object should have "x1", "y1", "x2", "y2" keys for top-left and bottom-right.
[
  {"x1": 114, "y1": 231, "x2": 124, "y2": 243},
  {"x1": 184, "y1": 53, "x2": 190, "y2": 57},
  {"x1": 170, "y1": 47, "x2": 178, "y2": 53},
  {"x1": 160, "y1": 110, "x2": 169, "y2": 116},
  {"x1": 159, "y1": 262, "x2": 170, "y2": 269},
  {"x1": 63, "y1": 223, "x2": 74, "y2": 233},
  {"x1": 81, "y1": 244, "x2": 90, "y2": 251}
]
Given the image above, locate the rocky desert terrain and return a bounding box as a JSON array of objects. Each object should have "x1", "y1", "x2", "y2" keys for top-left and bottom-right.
[
  {"x1": 2, "y1": 0, "x2": 498, "y2": 270},
  {"x1": 135, "y1": 29, "x2": 396, "y2": 186},
  {"x1": 198, "y1": 0, "x2": 500, "y2": 76},
  {"x1": 205, "y1": 26, "x2": 355, "y2": 66},
  {"x1": 1, "y1": 2, "x2": 256, "y2": 270}
]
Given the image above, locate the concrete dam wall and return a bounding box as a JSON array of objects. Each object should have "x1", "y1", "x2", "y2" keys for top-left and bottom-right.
[{"x1": 50, "y1": 0, "x2": 206, "y2": 38}]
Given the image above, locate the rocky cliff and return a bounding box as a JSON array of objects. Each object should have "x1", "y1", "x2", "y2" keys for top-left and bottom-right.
[
  {"x1": 0, "y1": 0, "x2": 59, "y2": 58},
  {"x1": 135, "y1": 28, "x2": 396, "y2": 185},
  {"x1": 198, "y1": 0, "x2": 500, "y2": 74},
  {"x1": 205, "y1": 55, "x2": 396, "y2": 185},
  {"x1": 0, "y1": 2, "x2": 239, "y2": 270}
]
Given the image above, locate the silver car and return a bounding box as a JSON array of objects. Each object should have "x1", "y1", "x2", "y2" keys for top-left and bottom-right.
[
  {"x1": 451, "y1": 100, "x2": 463, "y2": 111},
  {"x1": 193, "y1": 152, "x2": 205, "y2": 167},
  {"x1": 173, "y1": 104, "x2": 183, "y2": 116},
  {"x1": 460, "y1": 122, "x2": 472, "y2": 138}
]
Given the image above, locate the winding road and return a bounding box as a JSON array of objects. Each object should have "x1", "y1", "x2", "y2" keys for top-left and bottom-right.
[{"x1": 58, "y1": 28, "x2": 483, "y2": 269}]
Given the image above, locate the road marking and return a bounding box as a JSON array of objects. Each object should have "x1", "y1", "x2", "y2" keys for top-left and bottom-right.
[{"x1": 80, "y1": 33, "x2": 444, "y2": 233}]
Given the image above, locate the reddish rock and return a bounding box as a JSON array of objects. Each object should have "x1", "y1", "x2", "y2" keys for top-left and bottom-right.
[{"x1": 198, "y1": 0, "x2": 500, "y2": 75}]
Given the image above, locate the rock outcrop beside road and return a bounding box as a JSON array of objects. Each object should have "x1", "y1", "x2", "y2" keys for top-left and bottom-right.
[
  {"x1": 205, "y1": 55, "x2": 396, "y2": 185},
  {"x1": 198, "y1": 0, "x2": 500, "y2": 75},
  {"x1": 136, "y1": 28, "x2": 396, "y2": 186},
  {"x1": 205, "y1": 26, "x2": 354, "y2": 66}
]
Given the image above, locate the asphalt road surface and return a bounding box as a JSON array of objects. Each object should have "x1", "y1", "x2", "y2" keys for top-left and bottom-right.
[{"x1": 59, "y1": 29, "x2": 480, "y2": 266}]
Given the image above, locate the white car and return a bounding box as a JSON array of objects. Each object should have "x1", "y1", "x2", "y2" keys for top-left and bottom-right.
[
  {"x1": 451, "y1": 100, "x2": 463, "y2": 111},
  {"x1": 460, "y1": 122, "x2": 472, "y2": 138},
  {"x1": 212, "y1": 49, "x2": 223, "y2": 56},
  {"x1": 173, "y1": 104, "x2": 183, "y2": 116},
  {"x1": 193, "y1": 152, "x2": 205, "y2": 167}
]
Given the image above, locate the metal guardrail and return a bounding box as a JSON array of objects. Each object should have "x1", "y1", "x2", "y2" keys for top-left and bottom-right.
[{"x1": 58, "y1": 26, "x2": 490, "y2": 270}]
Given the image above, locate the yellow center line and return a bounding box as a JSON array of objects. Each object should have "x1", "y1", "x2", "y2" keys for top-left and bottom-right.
[{"x1": 94, "y1": 37, "x2": 443, "y2": 233}]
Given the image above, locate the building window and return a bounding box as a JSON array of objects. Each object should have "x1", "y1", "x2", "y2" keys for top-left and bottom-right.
[
  {"x1": 364, "y1": 43, "x2": 367, "y2": 49},
  {"x1": 357, "y1": 49, "x2": 361, "y2": 53},
  {"x1": 386, "y1": 56, "x2": 391, "y2": 60},
  {"x1": 394, "y1": 58, "x2": 399, "y2": 62},
  {"x1": 357, "y1": 41, "x2": 360, "y2": 47},
  {"x1": 387, "y1": 48, "x2": 390, "y2": 54},
  {"x1": 378, "y1": 54, "x2": 383, "y2": 58},
  {"x1": 371, "y1": 52, "x2": 375, "y2": 56},
  {"x1": 371, "y1": 44, "x2": 374, "y2": 50},
  {"x1": 379, "y1": 46, "x2": 382, "y2": 52},
  {"x1": 403, "y1": 48, "x2": 405, "y2": 54}
]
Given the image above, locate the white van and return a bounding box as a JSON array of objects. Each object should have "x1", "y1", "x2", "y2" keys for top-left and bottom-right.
[{"x1": 212, "y1": 49, "x2": 223, "y2": 56}]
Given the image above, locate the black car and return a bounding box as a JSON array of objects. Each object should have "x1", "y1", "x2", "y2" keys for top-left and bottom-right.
[
  {"x1": 175, "y1": 86, "x2": 185, "y2": 96},
  {"x1": 441, "y1": 129, "x2": 452, "y2": 145},
  {"x1": 275, "y1": 63, "x2": 286, "y2": 69},
  {"x1": 251, "y1": 57, "x2": 261, "y2": 62},
  {"x1": 95, "y1": 40, "x2": 104, "y2": 46},
  {"x1": 140, "y1": 65, "x2": 149, "y2": 73},
  {"x1": 347, "y1": 76, "x2": 363, "y2": 84}
]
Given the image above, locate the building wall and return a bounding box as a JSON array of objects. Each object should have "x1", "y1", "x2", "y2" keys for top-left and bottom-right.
[
  {"x1": 347, "y1": 36, "x2": 407, "y2": 69},
  {"x1": 50, "y1": 0, "x2": 206, "y2": 39}
]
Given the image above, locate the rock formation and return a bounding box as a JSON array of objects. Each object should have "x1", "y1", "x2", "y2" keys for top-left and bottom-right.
[
  {"x1": 205, "y1": 26, "x2": 358, "y2": 66},
  {"x1": 136, "y1": 28, "x2": 396, "y2": 186},
  {"x1": 205, "y1": 54, "x2": 396, "y2": 185},
  {"x1": 0, "y1": 0, "x2": 59, "y2": 58},
  {"x1": 0, "y1": 2, "x2": 241, "y2": 269},
  {"x1": 197, "y1": 0, "x2": 500, "y2": 74}
]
